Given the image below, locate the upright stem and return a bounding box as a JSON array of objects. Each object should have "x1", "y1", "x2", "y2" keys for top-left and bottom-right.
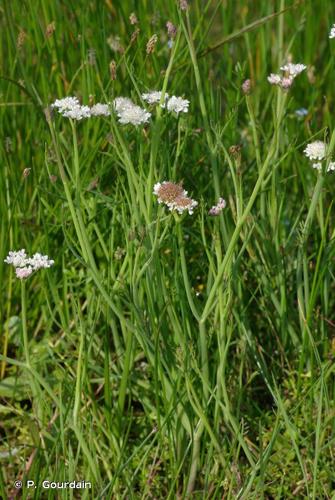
[
  {"x1": 21, "y1": 280, "x2": 40, "y2": 416},
  {"x1": 21, "y1": 280, "x2": 31, "y2": 368}
]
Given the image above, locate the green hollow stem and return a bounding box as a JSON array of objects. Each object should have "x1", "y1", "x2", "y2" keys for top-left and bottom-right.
[
  {"x1": 201, "y1": 93, "x2": 287, "y2": 322},
  {"x1": 47, "y1": 119, "x2": 135, "y2": 331},
  {"x1": 1, "y1": 160, "x2": 14, "y2": 379},
  {"x1": 297, "y1": 129, "x2": 335, "y2": 382},
  {"x1": 147, "y1": 32, "x2": 181, "y2": 220},
  {"x1": 21, "y1": 280, "x2": 31, "y2": 367},
  {"x1": 21, "y1": 280, "x2": 40, "y2": 417},
  {"x1": 73, "y1": 304, "x2": 85, "y2": 425}
]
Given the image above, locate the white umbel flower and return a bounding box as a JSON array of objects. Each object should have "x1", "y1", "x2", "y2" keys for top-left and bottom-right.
[
  {"x1": 62, "y1": 105, "x2": 91, "y2": 120},
  {"x1": 51, "y1": 97, "x2": 92, "y2": 120},
  {"x1": 117, "y1": 105, "x2": 151, "y2": 125},
  {"x1": 280, "y1": 63, "x2": 306, "y2": 77},
  {"x1": 90, "y1": 103, "x2": 111, "y2": 116},
  {"x1": 312, "y1": 161, "x2": 335, "y2": 173},
  {"x1": 112, "y1": 97, "x2": 134, "y2": 114},
  {"x1": 4, "y1": 249, "x2": 28, "y2": 267},
  {"x1": 329, "y1": 24, "x2": 335, "y2": 39},
  {"x1": 27, "y1": 253, "x2": 55, "y2": 270},
  {"x1": 166, "y1": 96, "x2": 189, "y2": 114},
  {"x1": 268, "y1": 62, "x2": 306, "y2": 90},
  {"x1": 52, "y1": 97, "x2": 80, "y2": 112},
  {"x1": 267, "y1": 73, "x2": 282, "y2": 85},
  {"x1": 304, "y1": 141, "x2": 326, "y2": 161},
  {"x1": 4, "y1": 249, "x2": 54, "y2": 279},
  {"x1": 142, "y1": 91, "x2": 169, "y2": 105}
]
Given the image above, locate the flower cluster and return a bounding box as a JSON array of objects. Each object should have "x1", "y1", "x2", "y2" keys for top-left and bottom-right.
[
  {"x1": 52, "y1": 92, "x2": 190, "y2": 125},
  {"x1": 303, "y1": 141, "x2": 335, "y2": 172},
  {"x1": 267, "y1": 62, "x2": 306, "y2": 90},
  {"x1": 52, "y1": 97, "x2": 91, "y2": 120},
  {"x1": 208, "y1": 198, "x2": 226, "y2": 216},
  {"x1": 5, "y1": 249, "x2": 54, "y2": 279},
  {"x1": 90, "y1": 103, "x2": 110, "y2": 117},
  {"x1": 329, "y1": 24, "x2": 335, "y2": 39},
  {"x1": 142, "y1": 91, "x2": 169, "y2": 105},
  {"x1": 114, "y1": 99, "x2": 151, "y2": 125},
  {"x1": 153, "y1": 181, "x2": 198, "y2": 215},
  {"x1": 166, "y1": 96, "x2": 189, "y2": 114},
  {"x1": 141, "y1": 91, "x2": 189, "y2": 114}
]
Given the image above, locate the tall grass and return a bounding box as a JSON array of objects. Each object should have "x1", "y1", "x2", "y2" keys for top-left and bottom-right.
[{"x1": 1, "y1": 0, "x2": 335, "y2": 498}]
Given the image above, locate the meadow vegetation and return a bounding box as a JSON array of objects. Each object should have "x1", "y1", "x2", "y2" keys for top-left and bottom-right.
[{"x1": 1, "y1": 0, "x2": 335, "y2": 497}]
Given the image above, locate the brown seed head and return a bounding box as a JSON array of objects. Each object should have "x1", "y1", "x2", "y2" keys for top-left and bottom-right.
[
  {"x1": 109, "y1": 60, "x2": 117, "y2": 80},
  {"x1": 155, "y1": 182, "x2": 185, "y2": 203},
  {"x1": 44, "y1": 107, "x2": 53, "y2": 124},
  {"x1": 130, "y1": 28, "x2": 140, "y2": 44},
  {"x1": 229, "y1": 144, "x2": 242, "y2": 157},
  {"x1": 17, "y1": 30, "x2": 27, "y2": 49},
  {"x1": 5, "y1": 137, "x2": 12, "y2": 154},
  {"x1": 45, "y1": 21, "x2": 56, "y2": 38},
  {"x1": 88, "y1": 48, "x2": 96, "y2": 65},
  {"x1": 129, "y1": 12, "x2": 138, "y2": 25},
  {"x1": 146, "y1": 34, "x2": 158, "y2": 54},
  {"x1": 174, "y1": 195, "x2": 193, "y2": 209}
]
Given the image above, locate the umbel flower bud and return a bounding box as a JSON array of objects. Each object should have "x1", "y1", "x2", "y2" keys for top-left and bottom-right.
[
  {"x1": 129, "y1": 12, "x2": 138, "y2": 25},
  {"x1": 241, "y1": 79, "x2": 252, "y2": 95},
  {"x1": 180, "y1": 0, "x2": 189, "y2": 11},
  {"x1": 166, "y1": 21, "x2": 177, "y2": 39}
]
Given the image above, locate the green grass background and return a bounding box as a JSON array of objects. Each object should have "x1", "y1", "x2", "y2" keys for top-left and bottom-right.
[{"x1": 1, "y1": 0, "x2": 335, "y2": 498}]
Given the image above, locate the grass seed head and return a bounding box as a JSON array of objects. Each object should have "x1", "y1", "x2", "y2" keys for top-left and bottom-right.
[
  {"x1": 129, "y1": 12, "x2": 138, "y2": 25},
  {"x1": 109, "y1": 60, "x2": 117, "y2": 79},
  {"x1": 146, "y1": 34, "x2": 158, "y2": 54},
  {"x1": 17, "y1": 29, "x2": 27, "y2": 49},
  {"x1": 45, "y1": 21, "x2": 56, "y2": 38},
  {"x1": 130, "y1": 28, "x2": 140, "y2": 44}
]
